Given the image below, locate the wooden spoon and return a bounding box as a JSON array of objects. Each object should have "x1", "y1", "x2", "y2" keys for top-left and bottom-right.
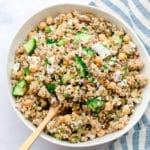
[{"x1": 19, "y1": 105, "x2": 61, "y2": 150}]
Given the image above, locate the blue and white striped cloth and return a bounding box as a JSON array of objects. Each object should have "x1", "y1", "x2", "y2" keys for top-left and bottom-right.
[{"x1": 88, "y1": 0, "x2": 150, "y2": 149}]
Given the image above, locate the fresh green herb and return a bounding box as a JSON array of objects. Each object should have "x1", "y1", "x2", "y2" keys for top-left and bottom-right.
[
  {"x1": 45, "y1": 58, "x2": 49, "y2": 65},
  {"x1": 23, "y1": 66, "x2": 29, "y2": 76},
  {"x1": 56, "y1": 39, "x2": 67, "y2": 46},
  {"x1": 63, "y1": 93, "x2": 71, "y2": 98},
  {"x1": 102, "y1": 63, "x2": 108, "y2": 69},
  {"x1": 87, "y1": 77, "x2": 94, "y2": 82},
  {"x1": 46, "y1": 84, "x2": 56, "y2": 93},
  {"x1": 86, "y1": 97, "x2": 105, "y2": 112},
  {"x1": 114, "y1": 118, "x2": 119, "y2": 122},
  {"x1": 46, "y1": 39, "x2": 57, "y2": 44},
  {"x1": 12, "y1": 80, "x2": 27, "y2": 96},
  {"x1": 45, "y1": 26, "x2": 51, "y2": 33},
  {"x1": 82, "y1": 26, "x2": 88, "y2": 31},
  {"x1": 75, "y1": 56, "x2": 89, "y2": 77},
  {"x1": 83, "y1": 48, "x2": 95, "y2": 56}
]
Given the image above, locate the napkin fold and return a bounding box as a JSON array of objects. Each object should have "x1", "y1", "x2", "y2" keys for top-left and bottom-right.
[{"x1": 89, "y1": 0, "x2": 150, "y2": 149}]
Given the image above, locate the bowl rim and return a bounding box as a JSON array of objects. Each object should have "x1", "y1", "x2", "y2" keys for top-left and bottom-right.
[{"x1": 6, "y1": 3, "x2": 150, "y2": 148}]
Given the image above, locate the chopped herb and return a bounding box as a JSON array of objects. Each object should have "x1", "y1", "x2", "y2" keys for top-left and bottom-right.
[
  {"x1": 45, "y1": 58, "x2": 49, "y2": 65},
  {"x1": 83, "y1": 48, "x2": 95, "y2": 56},
  {"x1": 114, "y1": 118, "x2": 119, "y2": 122},
  {"x1": 82, "y1": 26, "x2": 88, "y2": 31},
  {"x1": 63, "y1": 93, "x2": 71, "y2": 98},
  {"x1": 46, "y1": 84, "x2": 56, "y2": 93},
  {"x1": 46, "y1": 39, "x2": 57, "y2": 44},
  {"x1": 54, "y1": 133, "x2": 62, "y2": 140},
  {"x1": 103, "y1": 63, "x2": 108, "y2": 69}
]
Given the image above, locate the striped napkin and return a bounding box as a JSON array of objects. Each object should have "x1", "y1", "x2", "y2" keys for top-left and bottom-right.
[{"x1": 88, "y1": 0, "x2": 150, "y2": 149}]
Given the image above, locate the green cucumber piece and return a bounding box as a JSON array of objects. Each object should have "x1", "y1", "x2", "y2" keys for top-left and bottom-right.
[
  {"x1": 73, "y1": 32, "x2": 90, "y2": 44},
  {"x1": 112, "y1": 34, "x2": 123, "y2": 44},
  {"x1": 56, "y1": 39, "x2": 67, "y2": 46},
  {"x1": 86, "y1": 98, "x2": 105, "y2": 112},
  {"x1": 23, "y1": 38, "x2": 36, "y2": 55},
  {"x1": 12, "y1": 79, "x2": 27, "y2": 96},
  {"x1": 23, "y1": 66, "x2": 29, "y2": 76},
  {"x1": 83, "y1": 48, "x2": 95, "y2": 56},
  {"x1": 75, "y1": 56, "x2": 88, "y2": 77},
  {"x1": 61, "y1": 73, "x2": 74, "y2": 84}
]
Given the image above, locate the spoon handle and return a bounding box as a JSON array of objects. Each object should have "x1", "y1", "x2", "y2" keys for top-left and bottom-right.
[{"x1": 19, "y1": 107, "x2": 58, "y2": 150}]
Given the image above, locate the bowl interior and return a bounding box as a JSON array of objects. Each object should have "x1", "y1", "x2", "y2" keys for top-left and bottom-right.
[{"x1": 7, "y1": 4, "x2": 150, "y2": 147}]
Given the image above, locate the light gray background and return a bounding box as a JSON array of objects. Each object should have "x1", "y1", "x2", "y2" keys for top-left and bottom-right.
[{"x1": 0, "y1": 0, "x2": 110, "y2": 149}]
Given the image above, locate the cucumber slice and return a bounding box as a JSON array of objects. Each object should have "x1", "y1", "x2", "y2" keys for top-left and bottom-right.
[
  {"x1": 112, "y1": 34, "x2": 123, "y2": 44},
  {"x1": 75, "y1": 56, "x2": 88, "y2": 77},
  {"x1": 23, "y1": 38, "x2": 36, "y2": 55},
  {"x1": 86, "y1": 97, "x2": 105, "y2": 112},
  {"x1": 23, "y1": 66, "x2": 29, "y2": 76},
  {"x1": 12, "y1": 80, "x2": 27, "y2": 96},
  {"x1": 56, "y1": 39, "x2": 67, "y2": 46},
  {"x1": 61, "y1": 73, "x2": 74, "y2": 84},
  {"x1": 73, "y1": 32, "x2": 90, "y2": 44}
]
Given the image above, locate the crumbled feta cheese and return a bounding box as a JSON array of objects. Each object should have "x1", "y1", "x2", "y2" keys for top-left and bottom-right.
[
  {"x1": 46, "y1": 65, "x2": 55, "y2": 74},
  {"x1": 118, "y1": 79, "x2": 127, "y2": 87},
  {"x1": 27, "y1": 56, "x2": 40, "y2": 64},
  {"x1": 67, "y1": 19, "x2": 73, "y2": 26},
  {"x1": 113, "y1": 70, "x2": 122, "y2": 82},
  {"x1": 34, "y1": 72, "x2": 45, "y2": 81},
  {"x1": 129, "y1": 41, "x2": 136, "y2": 48},
  {"x1": 47, "y1": 56, "x2": 55, "y2": 64},
  {"x1": 92, "y1": 43, "x2": 111, "y2": 59},
  {"x1": 13, "y1": 63, "x2": 20, "y2": 71}
]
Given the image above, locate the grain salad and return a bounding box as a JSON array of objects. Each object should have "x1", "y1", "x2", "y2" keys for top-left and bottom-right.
[{"x1": 11, "y1": 11, "x2": 148, "y2": 143}]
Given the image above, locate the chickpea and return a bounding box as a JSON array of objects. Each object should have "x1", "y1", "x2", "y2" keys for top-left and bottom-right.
[
  {"x1": 105, "y1": 102, "x2": 113, "y2": 111},
  {"x1": 23, "y1": 99, "x2": 33, "y2": 107},
  {"x1": 29, "y1": 64, "x2": 38, "y2": 73},
  {"x1": 123, "y1": 35, "x2": 130, "y2": 43},
  {"x1": 97, "y1": 129, "x2": 105, "y2": 137},
  {"x1": 46, "y1": 16, "x2": 53, "y2": 25},
  {"x1": 95, "y1": 56, "x2": 103, "y2": 66},
  {"x1": 15, "y1": 48, "x2": 24, "y2": 54},
  {"x1": 98, "y1": 34, "x2": 106, "y2": 42},
  {"x1": 122, "y1": 105, "x2": 131, "y2": 115},
  {"x1": 108, "y1": 82, "x2": 117, "y2": 90},
  {"x1": 118, "y1": 53, "x2": 127, "y2": 61},
  {"x1": 38, "y1": 21, "x2": 47, "y2": 30},
  {"x1": 25, "y1": 75, "x2": 33, "y2": 82}
]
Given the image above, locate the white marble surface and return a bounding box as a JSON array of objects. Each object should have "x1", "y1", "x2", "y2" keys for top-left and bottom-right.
[{"x1": 0, "y1": 0, "x2": 110, "y2": 149}]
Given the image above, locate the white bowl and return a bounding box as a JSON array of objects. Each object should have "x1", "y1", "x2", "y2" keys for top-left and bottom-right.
[{"x1": 7, "y1": 3, "x2": 150, "y2": 148}]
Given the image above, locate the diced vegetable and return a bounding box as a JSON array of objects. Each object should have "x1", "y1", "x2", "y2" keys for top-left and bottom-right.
[
  {"x1": 86, "y1": 97, "x2": 105, "y2": 112},
  {"x1": 56, "y1": 39, "x2": 67, "y2": 46},
  {"x1": 46, "y1": 39, "x2": 57, "y2": 44},
  {"x1": 83, "y1": 48, "x2": 95, "y2": 56},
  {"x1": 63, "y1": 93, "x2": 71, "y2": 98},
  {"x1": 12, "y1": 79, "x2": 27, "y2": 96},
  {"x1": 82, "y1": 26, "x2": 88, "y2": 31},
  {"x1": 113, "y1": 34, "x2": 123, "y2": 44},
  {"x1": 61, "y1": 73, "x2": 74, "y2": 84},
  {"x1": 46, "y1": 84, "x2": 56, "y2": 93},
  {"x1": 45, "y1": 26, "x2": 51, "y2": 33},
  {"x1": 92, "y1": 43, "x2": 111, "y2": 59},
  {"x1": 75, "y1": 56, "x2": 88, "y2": 77},
  {"x1": 45, "y1": 58, "x2": 49, "y2": 65},
  {"x1": 23, "y1": 38, "x2": 36, "y2": 55},
  {"x1": 54, "y1": 133, "x2": 62, "y2": 140},
  {"x1": 73, "y1": 32, "x2": 90, "y2": 44},
  {"x1": 23, "y1": 66, "x2": 29, "y2": 76}
]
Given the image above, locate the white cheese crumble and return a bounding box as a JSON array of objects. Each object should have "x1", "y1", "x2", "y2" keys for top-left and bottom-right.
[
  {"x1": 46, "y1": 65, "x2": 55, "y2": 74},
  {"x1": 92, "y1": 43, "x2": 111, "y2": 59},
  {"x1": 13, "y1": 63, "x2": 20, "y2": 71},
  {"x1": 27, "y1": 56, "x2": 40, "y2": 64},
  {"x1": 129, "y1": 41, "x2": 136, "y2": 48},
  {"x1": 118, "y1": 79, "x2": 127, "y2": 87},
  {"x1": 113, "y1": 70, "x2": 122, "y2": 82},
  {"x1": 67, "y1": 19, "x2": 73, "y2": 26},
  {"x1": 34, "y1": 72, "x2": 45, "y2": 81},
  {"x1": 47, "y1": 56, "x2": 55, "y2": 64}
]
